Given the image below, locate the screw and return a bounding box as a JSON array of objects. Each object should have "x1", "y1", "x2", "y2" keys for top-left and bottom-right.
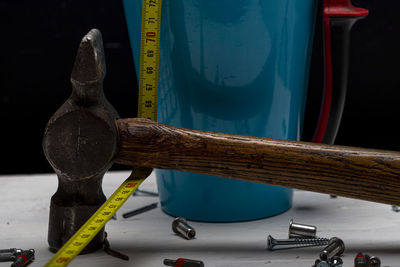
[
  {"x1": 288, "y1": 219, "x2": 317, "y2": 238},
  {"x1": 164, "y1": 258, "x2": 204, "y2": 267},
  {"x1": 267, "y1": 235, "x2": 329, "y2": 251},
  {"x1": 172, "y1": 217, "x2": 196, "y2": 240},
  {"x1": 319, "y1": 237, "x2": 345, "y2": 261}
]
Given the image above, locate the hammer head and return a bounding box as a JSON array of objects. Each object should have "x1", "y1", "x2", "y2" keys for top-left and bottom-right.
[
  {"x1": 43, "y1": 29, "x2": 119, "y2": 181},
  {"x1": 43, "y1": 29, "x2": 119, "y2": 252}
]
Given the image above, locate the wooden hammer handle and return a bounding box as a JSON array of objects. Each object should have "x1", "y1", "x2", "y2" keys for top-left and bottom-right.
[{"x1": 115, "y1": 118, "x2": 400, "y2": 206}]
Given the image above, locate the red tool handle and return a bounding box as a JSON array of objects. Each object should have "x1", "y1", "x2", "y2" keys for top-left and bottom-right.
[{"x1": 313, "y1": 0, "x2": 368, "y2": 143}]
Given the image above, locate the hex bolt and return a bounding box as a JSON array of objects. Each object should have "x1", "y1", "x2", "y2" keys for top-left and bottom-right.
[
  {"x1": 164, "y1": 258, "x2": 204, "y2": 267},
  {"x1": 319, "y1": 237, "x2": 345, "y2": 261},
  {"x1": 288, "y1": 219, "x2": 317, "y2": 238},
  {"x1": 267, "y1": 235, "x2": 329, "y2": 251},
  {"x1": 172, "y1": 217, "x2": 196, "y2": 240},
  {"x1": 368, "y1": 256, "x2": 381, "y2": 267}
]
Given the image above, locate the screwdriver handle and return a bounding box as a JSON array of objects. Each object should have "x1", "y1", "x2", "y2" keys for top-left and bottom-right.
[{"x1": 116, "y1": 118, "x2": 400, "y2": 206}]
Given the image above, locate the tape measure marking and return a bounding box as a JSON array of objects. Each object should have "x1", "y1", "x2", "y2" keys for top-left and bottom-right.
[
  {"x1": 138, "y1": 0, "x2": 162, "y2": 121},
  {"x1": 45, "y1": 174, "x2": 146, "y2": 267}
]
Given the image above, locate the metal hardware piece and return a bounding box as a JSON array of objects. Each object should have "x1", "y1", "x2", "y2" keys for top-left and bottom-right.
[
  {"x1": 0, "y1": 248, "x2": 21, "y2": 262},
  {"x1": 329, "y1": 256, "x2": 343, "y2": 267},
  {"x1": 10, "y1": 249, "x2": 35, "y2": 267},
  {"x1": 0, "y1": 248, "x2": 34, "y2": 266},
  {"x1": 172, "y1": 217, "x2": 196, "y2": 240},
  {"x1": 164, "y1": 258, "x2": 204, "y2": 267},
  {"x1": 267, "y1": 235, "x2": 329, "y2": 251},
  {"x1": 313, "y1": 259, "x2": 330, "y2": 267},
  {"x1": 368, "y1": 256, "x2": 381, "y2": 267},
  {"x1": 354, "y1": 252, "x2": 368, "y2": 267},
  {"x1": 391, "y1": 205, "x2": 400, "y2": 212},
  {"x1": 289, "y1": 219, "x2": 317, "y2": 238},
  {"x1": 319, "y1": 237, "x2": 345, "y2": 261},
  {"x1": 313, "y1": 256, "x2": 343, "y2": 267},
  {"x1": 122, "y1": 202, "x2": 158, "y2": 218},
  {"x1": 133, "y1": 188, "x2": 159, "y2": 196}
]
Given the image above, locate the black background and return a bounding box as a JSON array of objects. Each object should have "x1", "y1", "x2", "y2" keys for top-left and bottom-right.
[{"x1": 0, "y1": 0, "x2": 398, "y2": 174}]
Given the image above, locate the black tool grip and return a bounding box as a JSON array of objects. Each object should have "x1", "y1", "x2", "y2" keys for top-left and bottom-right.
[{"x1": 323, "y1": 16, "x2": 364, "y2": 144}]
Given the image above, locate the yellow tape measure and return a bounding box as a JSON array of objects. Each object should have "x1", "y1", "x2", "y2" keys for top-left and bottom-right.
[
  {"x1": 138, "y1": 0, "x2": 162, "y2": 120},
  {"x1": 45, "y1": 0, "x2": 162, "y2": 265},
  {"x1": 44, "y1": 170, "x2": 148, "y2": 267}
]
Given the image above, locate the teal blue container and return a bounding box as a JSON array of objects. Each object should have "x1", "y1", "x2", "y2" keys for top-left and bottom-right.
[{"x1": 123, "y1": 0, "x2": 317, "y2": 221}]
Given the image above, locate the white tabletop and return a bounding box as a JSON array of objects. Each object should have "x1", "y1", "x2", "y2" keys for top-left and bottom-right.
[{"x1": 0, "y1": 171, "x2": 398, "y2": 266}]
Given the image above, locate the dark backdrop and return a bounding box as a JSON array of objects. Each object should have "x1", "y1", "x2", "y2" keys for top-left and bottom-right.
[{"x1": 0, "y1": 0, "x2": 398, "y2": 174}]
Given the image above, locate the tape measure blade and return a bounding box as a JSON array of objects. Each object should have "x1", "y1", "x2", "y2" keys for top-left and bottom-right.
[
  {"x1": 137, "y1": 0, "x2": 162, "y2": 121},
  {"x1": 44, "y1": 167, "x2": 152, "y2": 267}
]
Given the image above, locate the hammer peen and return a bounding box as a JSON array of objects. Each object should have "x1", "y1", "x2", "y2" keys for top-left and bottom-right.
[{"x1": 43, "y1": 29, "x2": 400, "y2": 252}]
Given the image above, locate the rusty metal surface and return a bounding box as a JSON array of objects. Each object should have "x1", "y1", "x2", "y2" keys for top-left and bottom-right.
[{"x1": 43, "y1": 29, "x2": 119, "y2": 253}]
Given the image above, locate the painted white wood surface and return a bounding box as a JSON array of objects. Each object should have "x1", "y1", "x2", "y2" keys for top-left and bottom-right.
[{"x1": 0, "y1": 171, "x2": 399, "y2": 266}]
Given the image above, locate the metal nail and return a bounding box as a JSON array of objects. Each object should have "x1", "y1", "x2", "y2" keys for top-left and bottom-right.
[
  {"x1": 133, "y1": 188, "x2": 159, "y2": 196},
  {"x1": 122, "y1": 202, "x2": 158, "y2": 218}
]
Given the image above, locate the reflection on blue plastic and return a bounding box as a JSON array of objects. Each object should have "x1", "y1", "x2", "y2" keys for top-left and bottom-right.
[{"x1": 123, "y1": 0, "x2": 317, "y2": 221}]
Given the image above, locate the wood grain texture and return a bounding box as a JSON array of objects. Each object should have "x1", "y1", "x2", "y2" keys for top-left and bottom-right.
[{"x1": 115, "y1": 118, "x2": 400, "y2": 205}]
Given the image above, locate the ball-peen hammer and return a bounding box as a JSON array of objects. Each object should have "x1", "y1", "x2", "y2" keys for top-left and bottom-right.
[{"x1": 43, "y1": 29, "x2": 400, "y2": 252}]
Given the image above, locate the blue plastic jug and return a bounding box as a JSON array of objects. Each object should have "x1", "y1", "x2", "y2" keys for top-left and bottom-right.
[{"x1": 123, "y1": 0, "x2": 318, "y2": 221}]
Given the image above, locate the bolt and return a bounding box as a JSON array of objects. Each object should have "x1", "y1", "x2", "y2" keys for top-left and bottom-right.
[
  {"x1": 288, "y1": 219, "x2": 317, "y2": 238},
  {"x1": 172, "y1": 217, "x2": 196, "y2": 240},
  {"x1": 164, "y1": 258, "x2": 204, "y2": 267},
  {"x1": 319, "y1": 237, "x2": 345, "y2": 261},
  {"x1": 267, "y1": 235, "x2": 329, "y2": 251}
]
